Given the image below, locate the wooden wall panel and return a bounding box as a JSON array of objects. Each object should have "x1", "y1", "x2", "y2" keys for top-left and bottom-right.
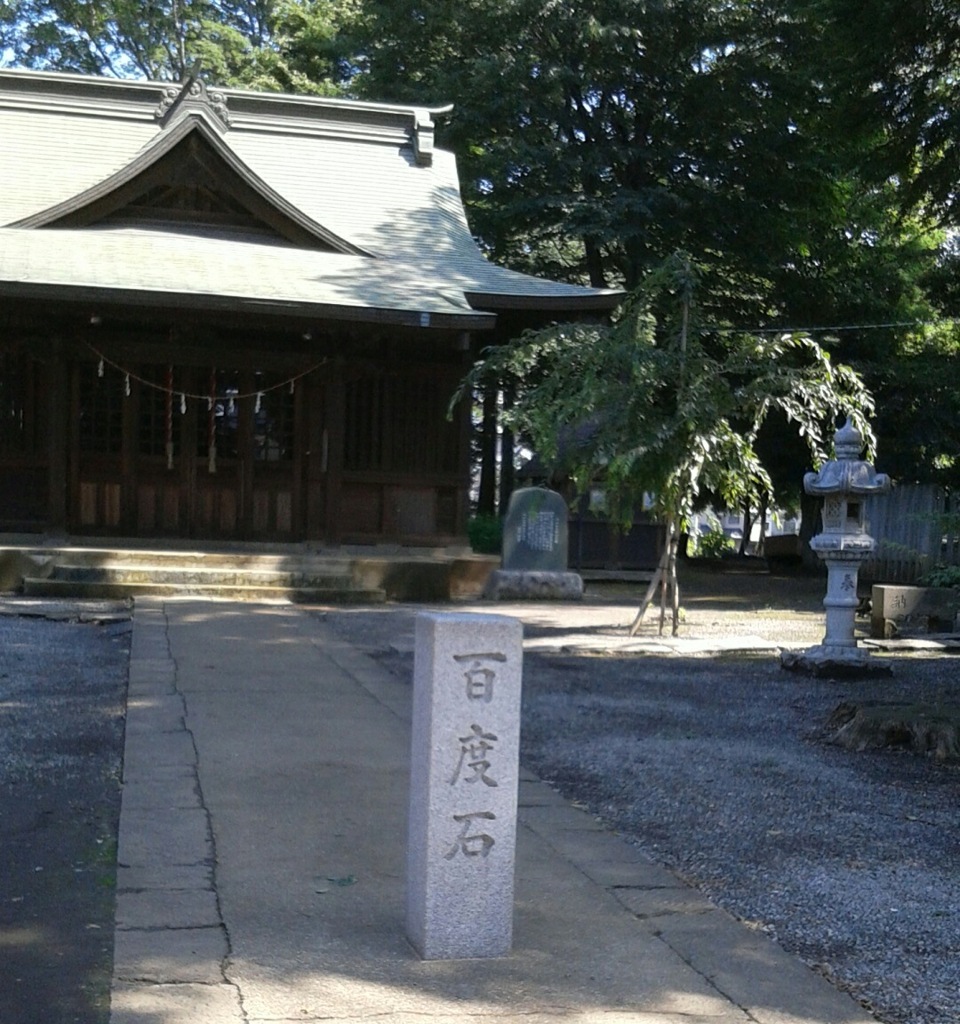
[
  {"x1": 341, "y1": 483, "x2": 382, "y2": 535},
  {"x1": 79, "y1": 482, "x2": 97, "y2": 527},
  {"x1": 137, "y1": 484, "x2": 157, "y2": 532},
  {"x1": 104, "y1": 484, "x2": 121, "y2": 527},
  {"x1": 276, "y1": 491, "x2": 292, "y2": 535},
  {"x1": 391, "y1": 487, "x2": 436, "y2": 536}
]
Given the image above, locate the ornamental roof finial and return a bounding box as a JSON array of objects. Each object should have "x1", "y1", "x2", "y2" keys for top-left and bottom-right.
[
  {"x1": 833, "y1": 416, "x2": 863, "y2": 461},
  {"x1": 155, "y1": 60, "x2": 230, "y2": 130}
]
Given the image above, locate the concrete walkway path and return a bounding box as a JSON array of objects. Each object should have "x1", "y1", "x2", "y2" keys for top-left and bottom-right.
[{"x1": 110, "y1": 599, "x2": 878, "y2": 1024}]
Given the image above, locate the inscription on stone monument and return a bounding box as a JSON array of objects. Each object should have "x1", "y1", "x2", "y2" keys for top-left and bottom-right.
[
  {"x1": 502, "y1": 487, "x2": 568, "y2": 572},
  {"x1": 406, "y1": 612, "x2": 523, "y2": 960}
]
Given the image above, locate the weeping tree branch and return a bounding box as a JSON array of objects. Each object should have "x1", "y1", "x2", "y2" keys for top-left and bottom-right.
[{"x1": 454, "y1": 251, "x2": 876, "y2": 639}]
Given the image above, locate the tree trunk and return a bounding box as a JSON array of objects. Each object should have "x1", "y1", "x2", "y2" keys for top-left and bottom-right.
[
  {"x1": 756, "y1": 496, "x2": 769, "y2": 557},
  {"x1": 630, "y1": 514, "x2": 680, "y2": 637},
  {"x1": 799, "y1": 490, "x2": 822, "y2": 569},
  {"x1": 584, "y1": 236, "x2": 608, "y2": 289},
  {"x1": 629, "y1": 553, "x2": 666, "y2": 636},
  {"x1": 498, "y1": 384, "x2": 515, "y2": 517},
  {"x1": 739, "y1": 501, "x2": 753, "y2": 556}
]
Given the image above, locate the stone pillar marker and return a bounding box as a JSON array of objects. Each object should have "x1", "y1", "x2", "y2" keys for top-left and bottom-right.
[{"x1": 406, "y1": 611, "x2": 523, "y2": 960}]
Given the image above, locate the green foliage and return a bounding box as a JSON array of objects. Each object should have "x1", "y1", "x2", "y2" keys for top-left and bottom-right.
[
  {"x1": 466, "y1": 514, "x2": 502, "y2": 555},
  {"x1": 694, "y1": 530, "x2": 735, "y2": 559},
  {"x1": 338, "y1": 0, "x2": 949, "y2": 491},
  {"x1": 809, "y1": 0, "x2": 960, "y2": 226},
  {"x1": 339, "y1": 1, "x2": 946, "y2": 333},
  {"x1": 0, "y1": 0, "x2": 352, "y2": 91},
  {"x1": 460, "y1": 250, "x2": 877, "y2": 635},
  {"x1": 460, "y1": 252, "x2": 876, "y2": 541},
  {"x1": 919, "y1": 565, "x2": 960, "y2": 589},
  {"x1": 345, "y1": 0, "x2": 814, "y2": 294}
]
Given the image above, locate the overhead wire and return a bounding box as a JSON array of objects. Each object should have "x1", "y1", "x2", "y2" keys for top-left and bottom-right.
[{"x1": 704, "y1": 316, "x2": 960, "y2": 335}]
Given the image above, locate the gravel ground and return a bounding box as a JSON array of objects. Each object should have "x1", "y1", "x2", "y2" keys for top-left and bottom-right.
[
  {"x1": 0, "y1": 607, "x2": 130, "y2": 1024},
  {"x1": 322, "y1": 567, "x2": 960, "y2": 1024},
  {"x1": 1, "y1": 571, "x2": 956, "y2": 1024}
]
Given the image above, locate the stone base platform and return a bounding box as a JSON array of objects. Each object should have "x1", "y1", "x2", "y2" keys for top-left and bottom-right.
[
  {"x1": 0, "y1": 537, "x2": 499, "y2": 603},
  {"x1": 483, "y1": 569, "x2": 584, "y2": 602},
  {"x1": 780, "y1": 646, "x2": 894, "y2": 679}
]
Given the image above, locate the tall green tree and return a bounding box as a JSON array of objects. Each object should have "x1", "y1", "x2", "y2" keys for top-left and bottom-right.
[
  {"x1": 347, "y1": 0, "x2": 786, "y2": 294},
  {"x1": 342, "y1": 1, "x2": 944, "y2": 329},
  {"x1": 0, "y1": 0, "x2": 351, "y2": 92},
  {"x1": 809, "y1": 0, "x2": 960, "y2": 225},
  {"x1": 460, "y1": 253, "x2": 875, "y2": 635},
  {"x1": 341, "y1": 0, "x2": 943, "y2": 510}
]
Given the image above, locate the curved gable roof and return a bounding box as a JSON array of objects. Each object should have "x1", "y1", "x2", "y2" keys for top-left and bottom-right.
[
  {"x1": 11, "y1": 112, "x2": 369, "y2": 255},
  {"x1": 0, "y1": 69, "x2": 622, "y2": 328}
]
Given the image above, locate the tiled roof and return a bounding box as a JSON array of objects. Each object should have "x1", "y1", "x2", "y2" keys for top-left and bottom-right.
[
  {"x1": 0, "y1": 69, "x2": 621, "y2": 328},
  {"x1": 0, "y1": 224, "x2": 494, "y2": 328}
]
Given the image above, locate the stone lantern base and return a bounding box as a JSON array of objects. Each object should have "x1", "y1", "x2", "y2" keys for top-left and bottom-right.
[
  {"x1": 780, "y1": 646, "x2": 893, "y2": 679},
  {"x1": 781, "y1": 546, "x2": 892, "y2": 678}
]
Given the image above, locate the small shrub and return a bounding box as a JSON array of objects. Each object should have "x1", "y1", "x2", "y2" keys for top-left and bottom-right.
[
  {"x1": 919, "y1": 564, "x2": 960, "y2": 588},
  {"x1": 696, "y1": 530, "x2": 735, "y2": 559},
  {"x1": 467, "y1": 514, "x2": 502, "y2": 554}
]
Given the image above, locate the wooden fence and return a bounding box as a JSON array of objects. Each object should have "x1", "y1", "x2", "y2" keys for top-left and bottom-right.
[{"x1": 862, "y1": 484, "x2": 960, "y2": 583}]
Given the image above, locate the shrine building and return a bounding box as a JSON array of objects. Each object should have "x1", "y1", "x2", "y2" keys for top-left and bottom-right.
[{"x1": 0, "y1": 68, "x2": 618, "y2": 545}]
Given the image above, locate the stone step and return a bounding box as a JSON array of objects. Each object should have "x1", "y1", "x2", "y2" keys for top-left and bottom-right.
[
  {"x1": 21, "y1": 575, "x2": 386, "y2": 604},
  {"x1": 46, "y1": 565, "x2": 359, "y2": 588},
  {"x1": 1, "y1": 540, "x2": 497, "y2": 601},
  {"x1": 12, "y1": 547, "x2": 354, "y2": 574}
]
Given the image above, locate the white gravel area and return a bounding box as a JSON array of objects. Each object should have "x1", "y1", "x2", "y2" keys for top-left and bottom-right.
[{"x1": 322, "y1": 571, "x2": 960, "y2": 1024}]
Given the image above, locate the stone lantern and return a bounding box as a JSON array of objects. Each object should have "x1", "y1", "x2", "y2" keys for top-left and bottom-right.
[{"x1": 783, "y1": 417, "x2": 891, "y2": 674}]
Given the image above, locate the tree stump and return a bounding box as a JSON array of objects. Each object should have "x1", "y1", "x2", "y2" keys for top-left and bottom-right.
[{"x1": 827, "y1": 702, "x2": 960, "y2": 762}]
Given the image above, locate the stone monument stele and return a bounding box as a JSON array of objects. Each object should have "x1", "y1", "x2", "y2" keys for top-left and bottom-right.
[
  {"x1": 501, "y1": 485, "x2": 569, "y2": 571},
  {"x1": 483, "y1": 487, "x2": 584, "y2": 600},
  {"x1": 406, "y1": 611, "x2": 523, "y2": 959},
  {"x1": 781, "y1": 417, "x2": 892, "y2": 676}
]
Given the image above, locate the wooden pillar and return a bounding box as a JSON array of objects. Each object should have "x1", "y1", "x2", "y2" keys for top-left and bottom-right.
[
  {"x1": 303, "y1": 370, "x2": 325, "y2": 539},
  {"x1": 181, "y1": 368, "x2": 199, "y2": 537},
  {"x1": 323, "y1": 368, "x2": 345, "y2": 545},
  {"x1": 291, "y1": 371, "x2": 305, "y2": 538},
  {"x1": 238, "y1": 370, "x2": 254, "y2": 538},
  {"x1": 46, "y1": 339, "x2": 68, "y2": 531},
  {"x1": 456, "y1": 372, "x2": 473, "y2": 536},
  {"x1": 121, "y1": 363, "x2": 138, "y2": 534}
]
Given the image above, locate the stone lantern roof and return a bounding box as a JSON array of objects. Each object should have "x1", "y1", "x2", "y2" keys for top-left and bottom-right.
[{"x1": 804, "y1": 418, "x2": 891, "y2": 497}]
